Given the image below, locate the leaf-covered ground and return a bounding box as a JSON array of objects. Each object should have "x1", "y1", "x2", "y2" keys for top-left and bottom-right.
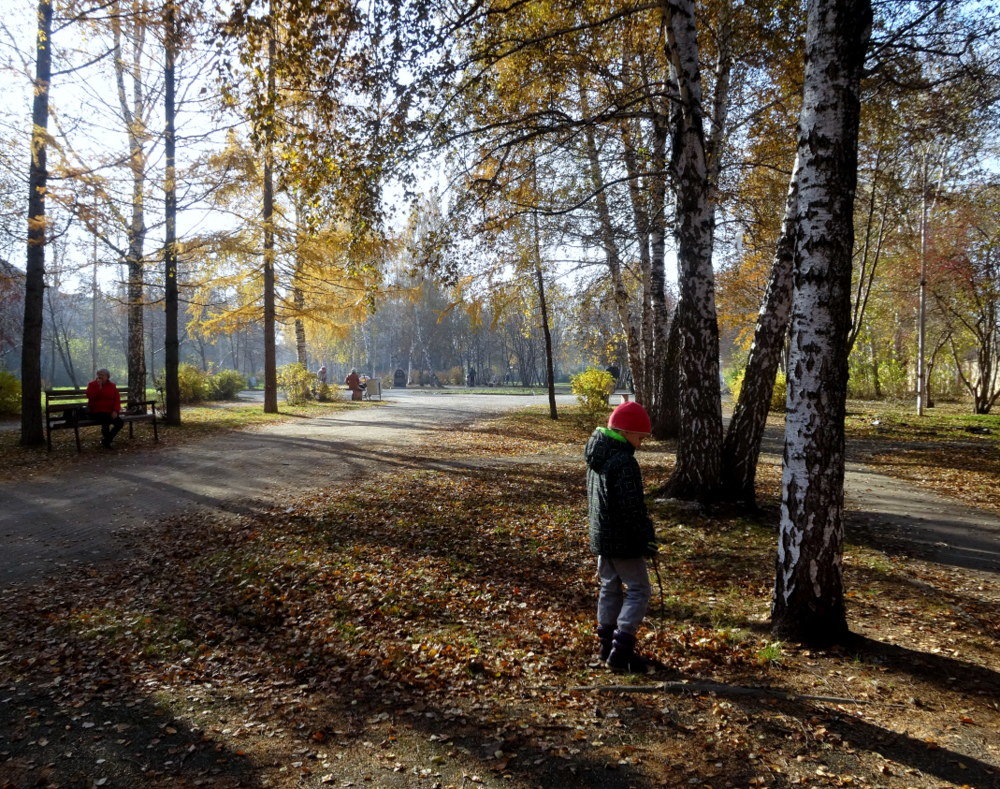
[{"x1": 1, "y1": 406, "x2": 998, "y2": 788}]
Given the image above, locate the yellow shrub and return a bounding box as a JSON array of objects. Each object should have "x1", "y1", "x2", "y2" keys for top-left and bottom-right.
[{"x1": 571, "y1": 368, "x2": 615, "y2": 421}]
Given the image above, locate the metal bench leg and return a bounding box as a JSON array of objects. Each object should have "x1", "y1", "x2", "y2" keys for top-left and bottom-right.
[{"x1": 74, "y1": 424, "x2": 81, "y2": 452}]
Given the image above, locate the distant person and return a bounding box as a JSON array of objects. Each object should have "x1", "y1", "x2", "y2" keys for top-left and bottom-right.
[
  {"x1": 605, "y1": 364, "x2": 621, "y2": 388},
  {"x1": 585, "y1": 401, "x2": 659, "y2": 673},
  {"x1": 317, "y1": 365, "x2": 327, "y2": 384},
  {"x1": 345, "y1": 368, "x2": 363, "y2": 401},
  {"x1": 248, "y1": 376, "x2": 257, "y2": 389},
  {"x1": 86, "y1": 368, "x2": 124, "y2": 449},
  {"x1": 467, "y1": 367, "x2": 476, "y2": 387}
]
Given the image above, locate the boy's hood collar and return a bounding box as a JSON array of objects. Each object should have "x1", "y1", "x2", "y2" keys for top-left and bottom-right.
[{"x1": 585, "y1": 426, "x2": 633, "y2": 472}]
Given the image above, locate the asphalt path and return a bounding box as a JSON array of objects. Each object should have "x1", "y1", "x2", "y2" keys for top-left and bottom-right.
[
  {"x1": 758, "y1": 426, "x2": 1000, "y2": 576},
  {"x1": 2, "y1": 391, "x2": 998, "y2": 591},
  {"x1": 0, "y1": 389, "x2": 573, "y2": 589}
]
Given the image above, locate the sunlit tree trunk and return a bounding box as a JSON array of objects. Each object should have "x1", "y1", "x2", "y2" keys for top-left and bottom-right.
[
  {"x1": 20, "y1": 0, "x2": 54, "y2": 447},
  {"x1": 292, "y1": 197, "x2": 308, "y2": 367},
  {"x1": 113, "y1": 0, "x2": 149, "y2": 407},
  {"x1": 621, "y1": 124, "x2": 654, "y2": 401},
  {"x1": 582, "y1": 118, "x2": 642, "y2": 401},
  {"x1": 622, "y1": 121, "x2": 677, "y2": 438},
  {"x1": 661, "y1": 0, "x2": 723, "y2": 500},
  {"x1": 772, "y1": 0, "x2": 872, "y2": 645}
]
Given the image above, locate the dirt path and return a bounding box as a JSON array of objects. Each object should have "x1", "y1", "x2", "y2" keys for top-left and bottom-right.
[
  {"x1": 0, "y1": 389, "x2": 573, "y2": 589},
  {"x1": 3, "y1": 393, "x2": 999, "y2": 591}
]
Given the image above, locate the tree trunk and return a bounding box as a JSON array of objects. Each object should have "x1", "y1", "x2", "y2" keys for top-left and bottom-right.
[
  {"x1": 655, "y1": 314, "x2": 681, "y2": 438},
  {"x1": 112, "y1": 0, "x2": 149, "y2": 408},
  {"x1": 582, "y1": 118, "x2": 642, "y2": 403},
  {"x1": 20, "y1": 0, "x2": 53, "y2": 447},
  {"x1": 623, "y1": 122, "x2": 678, "y2": 439},
  {"x1": 163, "y1": 0, "x2": 180, "y2": 424},
  {"x1": 647, "y1": 111, "x2": 673, "y2": 428},
  {"x1": 531, "y1": 207, "x2": 557, "y2": 420},
  {"x1": 621, "y1": 122, "x2": 655, "y2": 406},
  {"x1": 262, "y1": 32, "x2": 278, "y2": 414},
  {"x1": 720, "y1": 159, "x2": 801, "y2": 507},
  {"x1": 870, "y1": 335, "x2": 882, "y2": 399},
  {"x1": 661, "y1": 0, "x2": 723, "y2": 501},
  {"x1": 772, "y1": 0, "x2": 872, "y2": 646}
]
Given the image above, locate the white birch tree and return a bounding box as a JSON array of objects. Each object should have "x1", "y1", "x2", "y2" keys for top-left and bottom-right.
[{"x1": 772, "y1": 0, "x2": 872, "y2": 645}]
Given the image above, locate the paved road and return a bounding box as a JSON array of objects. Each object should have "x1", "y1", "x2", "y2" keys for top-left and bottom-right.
[
  {"x1": 0, "y1": 389, "x2": 573, "y2": 589},
  {"x1": 758, "y1": 426, "x2": 1000, "y2": 575},
  {"x1": 3, "y1": 392, "x2": 998, "y2": 590}
]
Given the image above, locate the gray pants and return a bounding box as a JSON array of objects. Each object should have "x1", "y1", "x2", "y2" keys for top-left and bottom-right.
[{"x1": 597, "y1": 556, "x2": 651, "y2": 635}]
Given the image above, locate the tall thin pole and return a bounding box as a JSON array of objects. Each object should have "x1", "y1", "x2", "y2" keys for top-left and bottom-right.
[{"x1": 916, "y1": 152, "x2": 928, "y2": 416}]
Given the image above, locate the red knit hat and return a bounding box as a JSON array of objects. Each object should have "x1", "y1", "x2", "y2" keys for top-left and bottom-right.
[{"x1": 607, "y1": 401, "x2": 651, "y2": 434}]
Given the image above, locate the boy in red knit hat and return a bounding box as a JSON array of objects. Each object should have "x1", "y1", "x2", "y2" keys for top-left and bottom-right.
[{"x1": 584, "y1": 401, "x2": 658, "y2": 673}]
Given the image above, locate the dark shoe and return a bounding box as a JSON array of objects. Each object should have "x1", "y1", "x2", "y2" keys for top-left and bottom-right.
[
  {"x1": 101, "y1": 439, "x2": 114, "y2": 449},
  {"x1": 607, "y1": 630, "x2": 653, "y2": 674},
  {"x1": 589, "y1": 624, "x2": 615, "y2": 667}
]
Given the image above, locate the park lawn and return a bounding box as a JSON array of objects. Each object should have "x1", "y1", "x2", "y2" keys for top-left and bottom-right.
[{"x1": 0, "y1": 405, "x2": 997, "y2": 788}]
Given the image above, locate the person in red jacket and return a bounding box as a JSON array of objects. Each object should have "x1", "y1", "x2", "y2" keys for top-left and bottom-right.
[
  {"x1": 344, "y1": 369, "x2": 363, "y2": 401},
  {"x1": 86, "y1": 368, "x2": 124, "y2": 449}
]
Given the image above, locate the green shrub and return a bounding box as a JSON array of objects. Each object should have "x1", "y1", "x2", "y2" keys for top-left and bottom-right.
[
  {"x1": 277, "y1": 363, "x2": 315, "y2": 405},
  {"x1": 177, "y1": 364, "x2": 208, "y2": 404},
  {"x1": 206, "y1": 369, "x2": 246, "y2": 401},
  {"x1": 0, "y1": 371, "x2": 20, "y2": 416},
  {"x1": 571, "y1": 367, "x2": 615, "y2": 421},
  {"x1": 729, "y1": 369, "x2": 786, "y2": 412}
]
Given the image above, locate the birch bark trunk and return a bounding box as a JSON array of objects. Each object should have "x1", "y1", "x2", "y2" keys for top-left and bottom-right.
[
  {"x1": 113, "y1": 0, "x2": 149, "y2": 408},
  {"x1": 772, "y1": 0, "x2": 872, "y2": 645},
  {"x1": 661, "y1": 0, "x2": 723, "y2": 500},
  {"x1": 721, "y1": 159, "x2": 800, "y2": 506},
  {"x1": 582, "y1": 120, "x2": 642, "y2": 402}
]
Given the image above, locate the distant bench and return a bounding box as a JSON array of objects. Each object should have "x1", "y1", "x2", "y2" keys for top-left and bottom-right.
[{"x1": 45, "y1": 388, "x2": 159, "y2": 451}]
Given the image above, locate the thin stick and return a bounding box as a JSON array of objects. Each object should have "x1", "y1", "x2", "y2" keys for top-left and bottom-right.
[{"x1": 563, "y1": 680, "x2": 907, "y2": 708}]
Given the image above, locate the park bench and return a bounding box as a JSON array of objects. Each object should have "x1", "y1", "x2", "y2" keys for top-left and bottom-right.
[{"x1": 45, "y1": 387, "x2": 159, "y2": 451}]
